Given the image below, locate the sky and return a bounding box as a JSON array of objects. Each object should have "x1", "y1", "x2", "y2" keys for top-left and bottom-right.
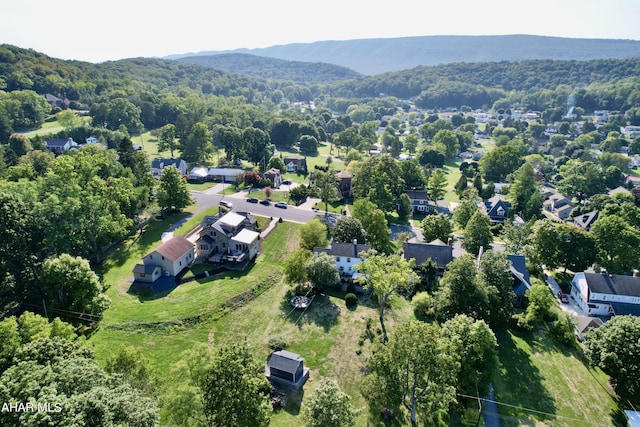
[{"x1": 3, "y1": 0, "x2": 640, "y2": 63}]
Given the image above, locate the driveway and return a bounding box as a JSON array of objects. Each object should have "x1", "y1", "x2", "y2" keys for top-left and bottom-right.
[{"x1": 544, "y1": 272, "x2": 585, "y2": 317}]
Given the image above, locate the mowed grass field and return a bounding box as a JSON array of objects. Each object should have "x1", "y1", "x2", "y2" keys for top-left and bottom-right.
[{"x1": 88, "y1": 201, "x2": 621, "y2": 427}]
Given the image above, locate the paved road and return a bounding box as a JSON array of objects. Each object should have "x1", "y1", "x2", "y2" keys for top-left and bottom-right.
[
  {"x1": 544, "y1": 272, "x2": 585, "y2": 316},
  {"x1": 483, "y1": 383, "x2": 500, "y2": 427},
  {"x1": 191, "y1": 188, "x2": 318, "y2": 224}
]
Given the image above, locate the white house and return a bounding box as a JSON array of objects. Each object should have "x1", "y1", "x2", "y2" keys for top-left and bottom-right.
[
  {"x1": 313, "y1": 240, "x2": 372, "y2": 281},
  {"x1": 571, "y1": 271, "x2": 640, "y2": 317},
  {"x1": 134, "y1": 236, "x2": 195, "y2": 282},
  {"x1": 151, "y1": 158, "x2": 187, "y2": 179}
]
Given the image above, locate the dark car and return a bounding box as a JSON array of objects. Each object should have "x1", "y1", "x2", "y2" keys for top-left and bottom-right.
[
  {"x1": 247, "y1": 197, "x2": 258, "y2": 203},
  {"x1": 259, "y1": 199, "x2": 270, "y2": 205},
  {"x1": 282, "y1": 180, "x2": 292, "y2": 185},
  {"x1": 557, "y1": 291, "x2": 569, "y2": 303},
  {"x1": 275, "y1": 201, "x2": 288, "y2": 209}
]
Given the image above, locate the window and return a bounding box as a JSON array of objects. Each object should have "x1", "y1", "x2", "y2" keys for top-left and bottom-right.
[
  {"x1": 162, "y1": 256, "x2": 165, "y2": 261},
  {"x1": 179, "y1": 261, "x2": 182, "y2": 266},
  {"x1": 347, "y1": 258, "x2": 351, "y2": 263},
  {"x1": 336, "y1": 257, "x2": 340, "y2": 262}
]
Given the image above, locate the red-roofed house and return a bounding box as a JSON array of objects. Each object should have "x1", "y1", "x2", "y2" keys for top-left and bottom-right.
[{"x1": 133, "y1": 236, "x2": 195, "y2": 283}]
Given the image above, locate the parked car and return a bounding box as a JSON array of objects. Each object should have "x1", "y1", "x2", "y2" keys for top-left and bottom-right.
[
  {"x1": 259, "y1": 199, "x2": 270, "y2": 205},
  {"x1": 282, "y1": 180, "x2": 292, "y2": 185},
  {"x1": 275, "y1": 201, "x2": 288, "y2": 209},
  {"x1": 219, "y1": 200, "x2": 233, "y2": 208},
  {"x1": 247, "y1": 197, "x2": 258, "y2": 203},
  {"x1": 557, "y1": 291, "x2": 569, "y2": 303}
]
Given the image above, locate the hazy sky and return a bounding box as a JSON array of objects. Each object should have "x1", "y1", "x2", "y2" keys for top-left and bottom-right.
[{"x1": 3, "y1": 0, "x2": 640, "y2": 63}]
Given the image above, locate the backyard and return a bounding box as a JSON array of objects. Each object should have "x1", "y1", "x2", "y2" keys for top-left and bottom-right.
[{"x1": 88, "y1": 209, "x2": 622, "y2": 426}]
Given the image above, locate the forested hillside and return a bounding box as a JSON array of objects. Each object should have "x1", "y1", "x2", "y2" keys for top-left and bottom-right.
[
  {"x1": 177, "y1": 53, "x2": 362, "y2": 83},
  {"x1": 169, "y1": 34, "x2": 640, "y2": 75}
]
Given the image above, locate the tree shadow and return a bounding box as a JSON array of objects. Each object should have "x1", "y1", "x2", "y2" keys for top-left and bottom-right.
[
  {"x1": 271, "y1": 384, "x2": 305, "y2": 417},
  {"x1": 280, "y1": 291, "x2": 340, "y2": 333},
  {"x1": 493, "y1": 329, "x2": 557, "y2": 424}
]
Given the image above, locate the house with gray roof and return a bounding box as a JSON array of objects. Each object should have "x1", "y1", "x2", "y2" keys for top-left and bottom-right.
[
  {"x1": 402, "y1": 240, "x2": 453, "y2": 272},
  {"x1": 480, "y1": 195, "x2": 511, "y2": 223},
  {"x1": 151, "y1": 158, "x2": 187, "y2": 178},
  {"x1": 508, "y1": 254, "x2": 531, "y2": 307},
  {"x1": 265, "y1": 350, "x2": 309, "y2": 389},
  {"x1": 313, "y1": 241, "x2": 372, "y2": 281},
  {"x1": 571, "y1": 271, "x2": 640, "y2": 317},
  {"x1": 572, "y1": 210, "x2": 599, "y2": 231},
  {"x1": 195, "y1": 212, "x2": 259, "y2": 266}
]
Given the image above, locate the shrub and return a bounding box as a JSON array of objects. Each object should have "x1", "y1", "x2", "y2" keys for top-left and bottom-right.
[
  {"x1": 345, "y1": 293, "x2": 357, "y2": 307},
  {"x1": 412, "y1": 292, "x2": 434, "y2": 318},
  {"x1": 268, "y1": 335, "x2": 290, "y2": 351}
]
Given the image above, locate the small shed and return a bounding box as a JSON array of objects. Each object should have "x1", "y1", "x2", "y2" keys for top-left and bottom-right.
[{"x1": 265, "y1": 350, "x2": 309, "y2": 389}]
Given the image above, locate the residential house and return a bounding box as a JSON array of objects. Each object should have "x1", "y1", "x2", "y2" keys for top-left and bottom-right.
[
  {"x1": 507, "y1": 254, "x2": 531, "y2": 307},
  {"x1": 265, "y1": 350, "x2": 309, "y2": 389},
  {"x1": 571, "y1": 271, "x2": 640, "y2": 317},
  {"x1": 625, "y1": 410, "x2": 640, "y2": 427},
  {"x1": 313, "y1": 240, "x2": 372, "y2": 282},
  {"x1": 403, "y1": 240, "x2": 453, "y2": 273},
  {"x1": 283, "y1": 157, "x2": 307, "y2": 173},
  {"x1": 402, "y1": 190, "x2": 437, "y2": 214},
  {"x1": 45, "y1": 137, "x2": 75, "y2": 155},
  {"x1": 188, "y1": 167, "x2": 244, "y2": 183},
  {"x1": 480, "y1": 195, "x2": 511, "y2": 223},
  {"x1": 622, "y1": 126, "x2": 640, "y2": 140},
  {"x1": 543, "y1": 193, "x2": 573, "y2": 219},
  {"x1": 625, "y1": 174, "x2": 640, "y2": 188},
  {"x1": 572, "y1": 210, "x2": 599, "y2": 231},
  {"x1": 133, "y1": 236, "x2": 195, "y2": 283},
  {"x1": 195, "y1": 212, "x2": 259, "y2": 265},
  {"x1": 41, "y1": 93, "x2": 69, "y2": 108},
  {"x1": 336, "y1": 170, "x2": 353, "y2": 199},
  {"x1": 263, "y1": 168, "x2": 283, "y2": 188},
  {"x1": 573, "y1": 315, "x2": 603, "y2": 342},
  {"x1": 151, "y1": 158, "x2": 187, "y2": 179}
]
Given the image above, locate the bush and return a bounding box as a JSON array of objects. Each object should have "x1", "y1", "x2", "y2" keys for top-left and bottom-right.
[
  {"x1": 345, "y1": 293, "x2": 357, "y2": 307},
  {"x1": 412, "y1": 292, "x2": 433, "y2": 318},
  {"x1": 268, "y1": 335, "x2": 290, "y2": 351}
]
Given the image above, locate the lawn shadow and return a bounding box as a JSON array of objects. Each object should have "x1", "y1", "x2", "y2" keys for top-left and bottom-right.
[
  {"x1": 280, "y1": 292, "x2": 340, "y2": 333},
  {"x1": 366, "y1": 406, "x2": 407, "y2": 427},
  {"x1": 494, "y1": 329, "x2": 557, "y2": 425}
]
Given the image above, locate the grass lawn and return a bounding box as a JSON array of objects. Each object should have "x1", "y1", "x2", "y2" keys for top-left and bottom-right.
[
  {"x1": 493, "y1": 327, "x2": 620, "y2": 426},
  {"x1": 89, "y1": 198, "x2": 622, "y2": 427}
]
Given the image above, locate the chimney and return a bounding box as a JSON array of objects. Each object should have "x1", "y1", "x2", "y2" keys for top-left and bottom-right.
[
  {"x1": 633, "y1": 269, "x2": 640, "y2": 278},
  {"x1": 353, "y1": 239, "x2": 358, "y2": 258},
  {"x1": 447, "y1": 237, "x2": 452, "y2": 246},
  {"x1": 601, "y1": 268, "x2": 607, "y2": 274}
]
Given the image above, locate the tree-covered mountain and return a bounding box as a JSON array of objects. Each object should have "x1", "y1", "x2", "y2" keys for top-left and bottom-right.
[
  {"x1": 177, "y1": 53, "x2": 362, "y2": 83},
  {"x1": 166, "y1": 34, "x2": 640, "y2": 75}
]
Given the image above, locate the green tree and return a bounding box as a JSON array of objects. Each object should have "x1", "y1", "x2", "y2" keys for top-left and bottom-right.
[
  {"x1": 7, "y1": 133, "x2": 31, "y2": 157},
  {"x1": 421, "y1": 213, "x2": 452, "y2": 243},
  {"x1": 312, "y1": 169, "x2": 339, "y2": 216},
  {"x1": 105, "y1": 346, "x2": 156, "y2": 394},
  {"x1": 441, "y1": 314, "x2": 498, "y2": 396},
  {"x1": 267, "y1": 156, "x2": 286, "y2": 174},
  {"x1": 40, "y1": 254, "x2": 110, "y2": 321},
  {"x1": 433, "y1": 129, "x2": 459, "y2": 161},
  {"x1": 362, "y1": 320, "x2": 458, "y2": 427},
  {"x1": 400, "y1": 159, "x2": 426, "y2": 190},
  {"x1": 509, "y1": 162, "x2": 542, "y2": 220},
  {"x1": 557, "y1": 159, "x2": 606, "y2": 201},
  {"x1": 584, "y1": 315, "x2": 640, "y2": 403},
  {"x1": 305, "y1": 252, "x2": 339, "y2": 289},
  {"x1": 331, "y1": 216, "x2": 367, "y2": 244},
  {"x1": 454, "y1": 174, "x2": 468, "y2": 198},
  {"x1": 500, "y1": 219, "x2": 533, "y2": 255},
  {"x1": 243, "y1": 127, "x2": 272, "y2": 167},
  {"x1": 355, "y1": 251, "x2": 416, "y2": 342},
  {"x1": 453, "y1": 198, "x2": 480, "y2": 229},
  {"x1": 478, "y1": 250, "x2": 515, "y2": 328},
  {"x1": 284, "y1": 248, "x2": 312, "y2": 284},
  {"x1": 176, "y1": 342, "x2": 271, "y2": 427},
  {"x1": 462, "y1": 211, "x2": 493, "y2": 256},
  {"x1": 299, "y1": 218, "x2": 328, "y2": 251},
  {"x1": 427, "y1": 169, "x2": 448, "y2": 201},
  {"x1": 435, "y1": 254, "x2": 488, "y2": 322},
  {"x1": 301, "y1": 379, "x2": 357, "y2": 427},
  {"x1": 591, "y1": 214, "x2": 640, "y2": 274},
  {"x1": 157, "y1": 165, "x2": 194, "y2": 211},
  {"x1": 352, "y1": 156, "x2": 404, "y2": 213},
  {"x1": 352, "y1": 200, "x2": 392, "y2": 253},
  {"x1": 397, "y1": 192, "x2": 412, "y2": 222},
  {"x1": 519, "y1": 283, "x2": 556, "y2": 329},
  {"x1": 181, "y1": 122, "x2": 213, "y2": 164},
  {"x1": 480, "y1": 143, "x2": 524, "y2": 182},
  {"x1": 158, "y1": 123, "x2": 179, "y2": 157}
]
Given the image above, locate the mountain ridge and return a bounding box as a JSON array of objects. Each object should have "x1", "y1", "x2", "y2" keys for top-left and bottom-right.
[{"x1": 166, "y1": 34, "x2": 640, "y2": 75}]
